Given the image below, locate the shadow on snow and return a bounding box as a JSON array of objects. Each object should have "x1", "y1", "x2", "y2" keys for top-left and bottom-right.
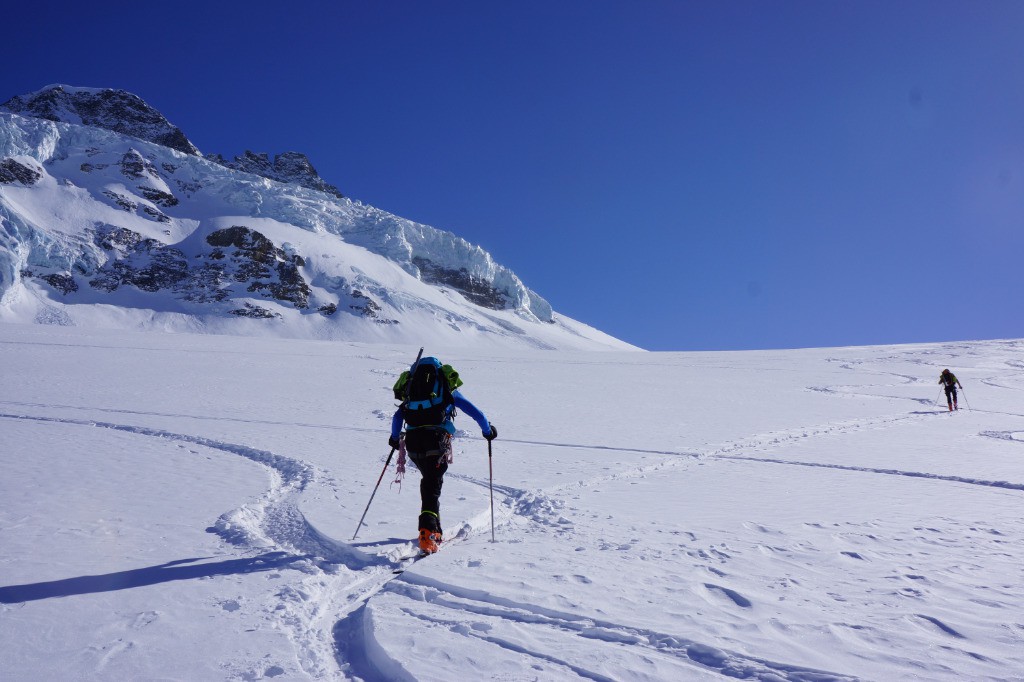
[{"x1": 0, "y1": 551, "x2": 310, "y2": 604}]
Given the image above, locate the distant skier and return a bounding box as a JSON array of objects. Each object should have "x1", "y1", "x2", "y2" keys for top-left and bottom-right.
[
  {"x1": 939, "y1": 369, "x2": 963, "y2": 411},
  {"x1": 390, "y1": 355, "x2": 497, "y2": 554}
]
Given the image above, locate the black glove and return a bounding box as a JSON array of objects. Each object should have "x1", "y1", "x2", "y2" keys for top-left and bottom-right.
[
  {"x1": 484, "y1": 424, "x2": 497, "y2": 441},
  {"x1": 388, "y1": 436, "x2": 400, "y2": 450}
]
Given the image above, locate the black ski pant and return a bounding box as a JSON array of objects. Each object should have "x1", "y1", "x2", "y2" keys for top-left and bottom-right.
[
  {"x1": 944, "y1": 386, "x2": 958, "y2": 407},
  {"x1": 409, "y1": 450, "x2": 449, "y2": 534}
]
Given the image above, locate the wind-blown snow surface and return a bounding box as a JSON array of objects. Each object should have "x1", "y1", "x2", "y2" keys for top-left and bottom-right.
[{"x1": 2, "y1": 325, "x2": 1023, "y2": 681}]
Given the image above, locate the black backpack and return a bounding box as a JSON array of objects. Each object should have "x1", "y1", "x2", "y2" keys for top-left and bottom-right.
[{"x1": 393, "y1": 357, "x2": 462, "y2": 429}]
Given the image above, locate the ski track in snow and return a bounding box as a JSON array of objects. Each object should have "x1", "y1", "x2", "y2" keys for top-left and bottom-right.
[
  {"x1": 386, "y1": 350, "x2": 1024, "y2": 679},
  {"x1": 369, "y1": 575, "x2": 855, "y2": 682},
  {"x1": 7, "y1": 343, "x2": 1024, "y2": 680},
  {"x1": 715, "y1": 454, "x2": 1024, "y2": 491},
  {"x1": 0, "y1": 412, "x2": 315, "y2": 489},
  {"x1": 698, "y1": 351, "x2": 1024, "y2": 492},
  {"x1": 0, "y1": 398, "x2": 381, "y2": 435},
  {"x1": 0, "y1": 410, "x2": 400, "y2": 679}
]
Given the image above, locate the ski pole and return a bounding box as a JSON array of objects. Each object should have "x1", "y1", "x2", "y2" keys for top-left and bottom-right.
[
  {"x1": 351, "y1": 448, "x2": 396, "y2": 540},
  {"x1": 488, "y1": 438, "x2": 495, "y2": 543},
  {"x1": 352, "y1": 347, "x2": 424, "y2": 540},
  {"x1": 935, "y1": 388, "x2": 943, "y2": 407},
  {"x1": 960, "y1": 387, "x2": 972, "y2": 411}
]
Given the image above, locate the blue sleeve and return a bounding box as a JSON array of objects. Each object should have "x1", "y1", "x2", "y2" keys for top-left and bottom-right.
[
  {"x1": 453, "y1": 390, "x2": 491, "y2": 436},
  {"x1": 390, "y1": 409, "x2": 404, "y2": 440}
]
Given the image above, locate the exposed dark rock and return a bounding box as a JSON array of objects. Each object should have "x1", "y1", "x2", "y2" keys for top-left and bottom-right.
[
  {"x1": 318, "y1": 303, "x2": 337, "y2": 316},
  {"x1": 120, "y1": 151, "x2": 146, "y2": 178},
  {"x1": 207, "y1": 226, "x2": 276, "y2": 261},
  {"x1": 175, "y1": 179, "x2": 202, "y2": 196},
  {"x1": 89, "y1": 261, "x2": 135, "y2": 292},
  {"x1": 77, "y1": 223, "x2": 313, "y2": 311},
  {"x1": 89, "y1": 227, "x2": 185, "y2": 293},
  {"x1": 40, "y1": 273, "x2": 78, "y2": 295},
  {"x1": 95, "y1": 225, "x2": 148, "y2": 252},
  {"x1": 180, "y1": 263, "x2": 231, "y2": 303},
  {"x1": 142, "y1": 206, "x2": 171, "y2": 223},
  {"x1": 137, "y1": 187, "x2": 178, "y2": 207},
  {"x1": 229, "y1": 303, "x2": 278, "y2": 318},
  {"x1": 412, "y1": 256, "x2": 510, "y2": 310},
  {"x1": 1, "y1": 86, "x2": 201, "y2": 155},
  {"x1": 237, "y1": 260, "x2": 271, "y2": 282},
  {"x1": 270, "y1": 259, "x2": 310, "y2": 308},
  {"x1": 134, "y1": 249, "x2": 189, "y2": 291},
  {"x1": 0, "y1": 158, "x2": 42, "y2": 185},
  {"x1": 349, "y1": 289, "x2": 382, "y2": 318},
  {"x1": 209, "y1": 150, "x2": 343, "y2": 198},
  {"x1": 103, "y1": 190, "x2": 137, "y2": 213}
]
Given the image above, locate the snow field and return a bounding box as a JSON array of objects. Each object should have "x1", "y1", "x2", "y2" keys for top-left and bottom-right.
[{"x1": 1, "y1": 325, "x2": 1023, "y2": 680}]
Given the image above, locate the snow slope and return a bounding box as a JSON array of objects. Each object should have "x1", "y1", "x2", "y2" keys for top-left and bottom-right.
[{"x1": 2, "y1": 323, "x2": 1023, "y2": 680}]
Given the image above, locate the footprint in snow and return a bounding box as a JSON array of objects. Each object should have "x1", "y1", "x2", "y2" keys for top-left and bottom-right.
[{"x1": 128, "y1": 611, "x2": 159, "y2": 628}]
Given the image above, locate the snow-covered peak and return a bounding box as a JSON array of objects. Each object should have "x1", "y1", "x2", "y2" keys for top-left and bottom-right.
[
  {"x1": 0, "y1": 88, "x2": 637, "y2": 351},
  {"x1": 0, "y1": 84, "x2": 201, "y2": 156},
  {"x1": 36, "y1": 84, "x2": 110, "y2": 96}
]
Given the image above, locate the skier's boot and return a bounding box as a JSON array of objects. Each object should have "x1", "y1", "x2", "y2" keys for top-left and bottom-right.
[{"x1": 418, "y1": 529, "x2": 440, "y2": 554}]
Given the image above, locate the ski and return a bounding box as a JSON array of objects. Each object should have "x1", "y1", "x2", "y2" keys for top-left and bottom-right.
[
  {"x1": 389, "y1": 524, "x2": 467, "y2": 573},
  {"x1": 391, "y1": 549, "x2": 434, "y2": 574}
]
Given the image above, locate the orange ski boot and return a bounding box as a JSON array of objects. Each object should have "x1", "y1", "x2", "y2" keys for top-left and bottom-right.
[{"x1": 418, "y1": 529, "x2": 440, "y2": 554}]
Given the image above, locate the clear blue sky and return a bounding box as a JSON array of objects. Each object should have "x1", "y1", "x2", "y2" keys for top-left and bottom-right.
[{"x1": 6, "y1": 1, "x2": 1023, "y2": 350}]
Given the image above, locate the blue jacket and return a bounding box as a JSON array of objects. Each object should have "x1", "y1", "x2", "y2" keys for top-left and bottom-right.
[{"x1": 391, "y1": 390, "x2": 491, "y2": 440}]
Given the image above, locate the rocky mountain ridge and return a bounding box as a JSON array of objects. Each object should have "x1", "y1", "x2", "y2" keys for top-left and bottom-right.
[
  {"x1": 1, "y1": 85, "x2": 342, "y2": 199},
  {"x1": 206, "y1": 150, "x2": 344, "y2": 199},
  {"x1": 1, "y1": 85, "x2": 200, "y2": 156},
  {"x1": 0, "y1": 85, "x2": 635, "y2": 351}
]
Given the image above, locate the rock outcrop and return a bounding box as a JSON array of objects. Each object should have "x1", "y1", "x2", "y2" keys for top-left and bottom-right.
[{"x1": 207, "y1": 150, "x2": 343, "y2": 198}]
